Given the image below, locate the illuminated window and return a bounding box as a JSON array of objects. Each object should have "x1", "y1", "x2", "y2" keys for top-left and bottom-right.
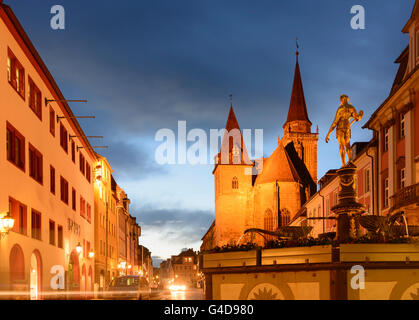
[
  {"x1": 28, "y1": 77, "x2": 42, "y2": 120},
  {"x1": 7, "y1": 48, "x2": 25, "y2": 98}
]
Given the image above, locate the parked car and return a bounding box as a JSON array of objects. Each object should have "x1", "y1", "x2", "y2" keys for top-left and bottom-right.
[{"x1": 108, "y1": 276, "x2": 151, "y2": 300}]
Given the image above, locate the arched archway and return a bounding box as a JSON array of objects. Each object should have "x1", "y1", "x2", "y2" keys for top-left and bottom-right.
[
  {"x1": 88, "y1": 266, "x2": 93, "y2": 299},
  {"x1": 68, "y1": 251, "x2": 80, "y2": 294},
  {"x1": 9, "y1": 244, "x2": 25, "y2": 283},
  {"x1": 81, "y1": 264, "x2": 86, "y2": 298},
  {"x1": 30, "y1": 250, "x2": 42, "y2": 300}
]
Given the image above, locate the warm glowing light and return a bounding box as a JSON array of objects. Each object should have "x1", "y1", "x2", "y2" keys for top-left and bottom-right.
[
  {"x1": 0, "y1": 212, "x2": 15, "y2": 234},
  {"x1": 169, "y1": 284, "x2": 186, "y2": 291},
  {"x1": 128, "y1": 265, "x2": 132, "y2": 269},
  {"x1": 76, "y1": 242, "x2": 82, "y2": 254},
  {"x1": 88, "y1": 251, "x2": 95, "y2": 259}
]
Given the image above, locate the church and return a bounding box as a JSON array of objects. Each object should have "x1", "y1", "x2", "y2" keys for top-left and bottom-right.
[{"x1": 201, "y1": 52, "x2": 319, "y2": 249}]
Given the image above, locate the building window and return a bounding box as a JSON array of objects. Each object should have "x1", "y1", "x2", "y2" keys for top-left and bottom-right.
[
  {"x1": 60, "y1": 176, "x2": 69, "y2": 204},
  {"x1": 400, "y1": 113, "x2": 405, "y2": 139},
  {"x1": 384, "y1": 178, "x2": 389, "y2": 208},
  {"x1": 28, "y1": 77, "x2": 42, "y2": 120},
  {"x1": 71, "y1": 141, "x2": 75, "y2": 163},
  {"x1": 264, "y1": 209, "x2": 276, "y2": 239},
  {"x1": 50, "y1": 166, "x2": 55, "y2": 194},
  {"x1": 79, "y1": 153, "x2": 85, "y2": 175},
  {"x1": 334, "y1": 192, "x2": 338, "y2": 206},
  {"x1": 49, "y1": 220, "x2": 55, "y2": 245},
  {"x1": 383, "y1": 128, "x2": 389, "y2": 152},
  {"x1": 29, "y1": 144, "x2": 43, "y2": 184},
  {"x1": 232, "y1": 176, "x2": 238, "y2": 189},
  {"x1": 49, "y1": 107, "x2": 55, "y2": 136},
  {"x1": 281, "y1": 209, "x2": 290, "y2": 226},
  {"x1": 57, "y1": 225, "x2": 63, "y2": 248},
  {"x1": 31, "y1": 209, "x2": 41, "y2": 240},
  {"x1": 86, "y1": 163, "x2": 91, "y2": 183},
  {"x1": 9, "y1": 197, "x2": 27, "y2": 235},
  {"x1": 86, "y1": 203, "x2": 91, "y2": 223},
  {"x1": 72, "y1": 188, "x2": 76, "y2": 211},
  {"x1": 60, "y1": 123, "x2": 68, "y2": 153},
  {"x1": 400, "y1": 168, "x2": 406, "y2": 189},
  {"x1": 6, "y1": 122, "x2": 25, "y2": 171},
  {"x1": 7, "y1": 48, "x2": 25, "y2": 98},
  {"x1": 365, "y1": 169, "x2": 370, "y2": 193},
  {"x1": 80, "y1": 196, "x2": 85, "y2": 218}
]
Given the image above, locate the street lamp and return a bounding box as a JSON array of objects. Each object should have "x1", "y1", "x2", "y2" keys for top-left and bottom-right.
[
  {"x1": 0, "y1": 211, "x2": 15, "y2": 238},
  {"x1": 88, "y1": 250, "x2": 95, "y2": 259},
  {"x1": 76, "y1": 242, "x2": 82, "y2": 254}
]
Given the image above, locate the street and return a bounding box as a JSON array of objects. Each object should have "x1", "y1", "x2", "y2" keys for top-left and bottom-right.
[{"x1": 151, "y1": 288, "x2": 204, "y2": 300}]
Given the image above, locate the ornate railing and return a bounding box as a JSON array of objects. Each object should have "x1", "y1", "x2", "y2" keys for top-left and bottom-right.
[{"x1": 390, "y1": 183, "x2": 419, "y2": 212}]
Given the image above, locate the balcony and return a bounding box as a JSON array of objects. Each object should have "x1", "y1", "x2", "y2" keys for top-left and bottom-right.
[{"x1": 390, "y1": 183, "x2": 419, "y2": 212}]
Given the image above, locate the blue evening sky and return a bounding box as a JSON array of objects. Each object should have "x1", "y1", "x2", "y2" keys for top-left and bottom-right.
[{"x1": 6, "y1": 0, "x2": 413, "y2": 265}]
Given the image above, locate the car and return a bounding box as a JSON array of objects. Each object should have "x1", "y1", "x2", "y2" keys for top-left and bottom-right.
[{"x1": 107, "y1": 276, "x2": 151, "y2": 300}]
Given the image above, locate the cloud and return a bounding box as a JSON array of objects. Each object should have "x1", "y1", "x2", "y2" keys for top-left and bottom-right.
[{"x1": 130, "y1": 206, "x2": 214, "y2": 259}]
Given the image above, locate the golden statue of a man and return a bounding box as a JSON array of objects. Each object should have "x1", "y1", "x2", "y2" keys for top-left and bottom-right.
[{"x1": 325, "y1": 95, "x2": 364, "y2": 166}]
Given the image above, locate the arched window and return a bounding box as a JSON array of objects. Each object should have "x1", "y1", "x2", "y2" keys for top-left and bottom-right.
[
  {"x1": 264, "y1": 209, "x2": 277, "y2": 242},
  {"x1": 281, "y1": 209, "x2": 290, "y2": 226},
  {"x1": 9, "y1": 244, "x2": 25, "y2": 282},
  {"x1": 232, "y1": 177, "x2": 239, "y2": 189}
]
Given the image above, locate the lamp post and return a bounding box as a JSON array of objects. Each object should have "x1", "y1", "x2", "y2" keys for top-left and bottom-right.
[{"x1": 0, "y1": 211, "x2": 15, "y2": 238}]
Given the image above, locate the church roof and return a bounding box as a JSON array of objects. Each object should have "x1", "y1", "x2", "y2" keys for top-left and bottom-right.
[
  {"x1": 218, "y1": 104, "x2": 251, "y2": 165},
  {"x1": 254, "y1": 142, "x2": 300, "y2": 185},
  {"x1": 283, "y1": 55, "x2": 311, "y2": 127}
]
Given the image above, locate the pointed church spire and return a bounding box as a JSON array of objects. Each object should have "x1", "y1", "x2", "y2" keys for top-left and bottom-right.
[
  {"x1": 218, "y1": 95, "x2": 250, "y2": 165},
  {"x1": 283, "y1": 46, "x2": 312, "y2": 129}
]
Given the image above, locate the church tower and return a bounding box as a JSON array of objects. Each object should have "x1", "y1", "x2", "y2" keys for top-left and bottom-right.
[
  {"x1": 213, "y1": 101, "x2": 254, "y2": 247},
  {"x1": 282, "y1": 50, "x2": 319, "y2": 184}
]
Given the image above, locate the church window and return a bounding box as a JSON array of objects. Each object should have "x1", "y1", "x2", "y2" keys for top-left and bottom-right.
[
  {"x1": 280, "y1": 209, "x2": 290, "y2": 226},
  {"x1": 232, "y1": 176, "x2": 239, "y2": 189},
  {"x1": 264, "y1": 209, "x2": 277, "y2": 242}
]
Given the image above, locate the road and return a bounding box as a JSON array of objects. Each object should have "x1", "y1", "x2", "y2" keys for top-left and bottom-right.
[{"x1": 150, "y1": 288, "x2": 204, "y2": 300}]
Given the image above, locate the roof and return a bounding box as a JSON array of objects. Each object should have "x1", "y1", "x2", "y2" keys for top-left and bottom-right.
[
  {"x1": 217, "y1": 104, "x2": 251, "y2": 165},
  {"x1": 255, "y1": 142, "x2": 300, "y2": 184},
  {"x1": 0, "y1": 3, "x2": 97, "y2": 161},
  {"x1": 402, "y1": 0, "x2": 419, "y2": 33},
  {"x1": 283, "y1": 56, "x2": 311, "y2": 127}
]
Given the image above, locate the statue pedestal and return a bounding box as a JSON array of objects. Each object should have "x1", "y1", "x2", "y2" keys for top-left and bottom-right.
[{"x1": 331, "y1": 162, "x2": 365, "y2": 243}]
